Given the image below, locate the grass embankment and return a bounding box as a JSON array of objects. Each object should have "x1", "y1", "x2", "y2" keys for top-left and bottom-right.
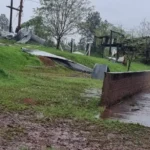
[
  {"x1": 0, "y1": 44, "x2": 102, "y2": 120},
  {"x1": 0, "y1": 40, "x2": 149, "y2": 123},
  {"x1": 29, "y1": 45, "x2": 150, "y2": 72}
]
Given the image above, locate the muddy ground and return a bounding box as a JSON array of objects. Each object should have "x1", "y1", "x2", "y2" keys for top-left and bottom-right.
[{"x1": 0, "y1": 111, "x2": 150, "y2": 150}]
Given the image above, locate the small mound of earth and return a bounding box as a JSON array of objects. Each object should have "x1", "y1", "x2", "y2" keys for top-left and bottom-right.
[
  {"x1": 38, "y1": 56, "x2": 55, "y2": 66},
  {"x1": 22, "y1": 98, "x2": 37, "y2": 106}
]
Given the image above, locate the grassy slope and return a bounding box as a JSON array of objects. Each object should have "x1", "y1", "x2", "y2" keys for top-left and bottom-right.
[
  {"x1": 0, "y1": 43, "x2": 102, "y2": 121},
  {"x1": 0, "y1": 46, "x2": 41, "y2": 70},
  {"x1": 28, "y1": 45, "x2": 150, "y2": 72},
  {"x1": 0, "y1": 40, "x2": 150, "y2": 132}
]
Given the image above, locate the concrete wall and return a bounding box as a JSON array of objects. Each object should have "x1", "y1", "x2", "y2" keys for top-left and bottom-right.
[{"x1": 101, "y1": 71, "x2": 150, "y2": 107}]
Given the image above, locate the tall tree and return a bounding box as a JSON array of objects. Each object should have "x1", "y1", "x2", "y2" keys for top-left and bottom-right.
[
  {"x1": 79, "y1": 11, "x2": 101, "y2": 38},
  {"x1": 36, "y1": 0, "x2": 91, "y2": 49},
  {"x1": 78, "y1": 11, "x2": 102, "y2": 55},
  {"x1": 138, "y1": 19, "x2": 150, "y2": 37}
]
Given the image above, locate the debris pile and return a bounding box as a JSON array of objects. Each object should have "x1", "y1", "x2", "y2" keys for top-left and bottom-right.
[{"x1": 0, "y1": 27, "x2": 46, "y2": 45}]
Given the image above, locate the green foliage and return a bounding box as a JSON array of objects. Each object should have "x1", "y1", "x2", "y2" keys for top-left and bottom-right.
[
  {"x1": 78, "y1": 11, "x2": 126, "y2": 57},
  {"x1": 21, "y1": 16, "x2": 49, "y2": 39},
  {"x1": 79, "y1": 11, "x2": 102, "y2": 37},
  {"x1": 35, "y1": 0, "x2": 92, "y2": 49}
]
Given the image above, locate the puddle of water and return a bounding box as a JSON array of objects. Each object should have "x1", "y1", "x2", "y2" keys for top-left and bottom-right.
[
  {"x1": 101, "y1": 93, "x2": 150, "y2": 127},
  {"x1": 81, "y1": 88, "x2": 101, "y2": 99}
]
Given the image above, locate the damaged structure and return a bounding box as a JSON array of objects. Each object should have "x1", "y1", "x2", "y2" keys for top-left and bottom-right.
[
  {"x1": 0, "y1": 27, "x2": 46, "y2": 45},
  {"x1": 22, "y1": 48, "x2": 93, "y2": 73}
]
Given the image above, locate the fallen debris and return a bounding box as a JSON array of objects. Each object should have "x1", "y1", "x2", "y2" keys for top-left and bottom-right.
[
  {"x1": 0, "y1": 27, "x2": 46, "y2": 45},
  {"x1": 22, "y1": 48, "x2": 93, "y2": 73},
  {"x1": 15, "y1": 28, "x2": 46, "y2": 45},
  {"x1": 0, "y1": 30, "x2": 15, "y2": 39},
  {"x1": 92, "y1": 64, "x2": 110, "y2": 80}
]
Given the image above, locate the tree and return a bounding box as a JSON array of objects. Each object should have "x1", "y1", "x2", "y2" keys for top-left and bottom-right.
[
  {"x1": 138, "y1": 19, "x2": 150, "y2": 37},
  {"x1": 0, "y1": 14, "x2": 9, "y2": 31},
  {"x1": 128, "y1": 20, "x2": 150, "y2": 64},
  {"x1": 78, "y1": 11, "x2": 127, "y2": 57},
  {"x1": 21, "y1": 16, "x2": 49, "y2": 39},
  {"x1": 125, "y1": 48, "x2": 136, "y2": 71},
  {"x1": 79, "y1": 11, "x2": 101, "y2": 37},
  {"x1": 78, "y1": 11, "x2": 102, "y2": 55},
  {"x1": 36, "y1": 0, "x2": 92, "y2": 49}
]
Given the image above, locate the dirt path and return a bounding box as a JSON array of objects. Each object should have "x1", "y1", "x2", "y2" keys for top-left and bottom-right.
[{"x1": 0, "y1": 111, "x2": 150, "y2": 150}]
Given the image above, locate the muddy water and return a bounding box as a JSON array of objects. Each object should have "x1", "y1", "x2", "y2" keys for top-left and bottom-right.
[
  {"x1": 81, "y1": 88, "x2": 101, "y2": 99},
  {"x1": 102, "y1": 93, "x2": 150, "y2": 127}
]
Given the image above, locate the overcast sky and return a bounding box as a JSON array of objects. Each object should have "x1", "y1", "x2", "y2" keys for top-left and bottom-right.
[{"x1": 0, "y1": 0, "x2": 150, "y2": 31}]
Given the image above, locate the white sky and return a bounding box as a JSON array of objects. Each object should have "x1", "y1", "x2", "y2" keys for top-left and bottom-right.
[
  {"x1": 0, "y1": 0, "x2": 150, "y2": 40},
  {"x1": 0, "y1": 0, "x2": 40, "y2": 30},
  {"x1": 92, "y1": 0, "x2": 150, "y2": 30}
]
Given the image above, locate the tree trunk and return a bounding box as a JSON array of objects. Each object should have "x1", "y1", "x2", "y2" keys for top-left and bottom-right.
[
  {"x1": 127, "y1": 52, "x2": 134, "y2": 71},
  {"x1": 71, "y1": 39, "x2": 73, "y2": 53},
  {"x1": 101, "y1": 47, "x2": 104, "y2": 58},
  {"x1": 109, "y1": 31, "x2": 113, "y2": 56},
  {"x1": 56, "y1": 37, "x2": 61, "y2": 49},
  {"x1": 127, "y1": 60, "x2": 131, "y2": 71}
]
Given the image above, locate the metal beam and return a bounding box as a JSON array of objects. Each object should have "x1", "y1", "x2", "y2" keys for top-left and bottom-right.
[
  {"x1": 6, "y1": 6, "x2": 20, "y2": 11},
  {"x1": 110, "y1": 30, "x2": 124, "y2": 37}
]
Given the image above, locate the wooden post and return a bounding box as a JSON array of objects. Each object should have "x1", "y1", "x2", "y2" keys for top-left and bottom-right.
[
  {"x1": 71, "y1": 39, "x2": 73, "y2": 53},
  {"x1": 7, "y1": 0, "x2": 21, "y2": 32},
  {"x1": 18, "y1": 0, "x2": 23, "y2": 32},
  {"x1": 109, "y1": 30, "x2": 112, "y2": 56},
  {"x1": 9, "y1": 0, "x2": 13, "y2": 32}
]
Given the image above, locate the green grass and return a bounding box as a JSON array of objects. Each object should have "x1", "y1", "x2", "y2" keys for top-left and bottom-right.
[
  {"x1": 0, "y1": 39, "x2": 150, "y2": 131},
  {"x1": 1, "y1": 38, "x2": 150, "y2": 72},
  {"x1": 26, "y1": 44, "x2": 150, "y2": 72},
  {"x1": 0, "y1": 46, "x2": 42, "y2": 70},
  {"x1": 0, "y1": 43, "x2": 102, "y2": 120},
  {"x1": 0, "y1": 70, "x2": 102, "y2": 119}
]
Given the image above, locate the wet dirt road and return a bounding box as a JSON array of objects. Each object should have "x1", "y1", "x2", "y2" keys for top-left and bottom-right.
[
  {"x1": 102, "y1": 93, "x2": 150, "y2": 127},
  {"x1": 1, "y1": 111, "x2": 150, "y2": 150}
]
